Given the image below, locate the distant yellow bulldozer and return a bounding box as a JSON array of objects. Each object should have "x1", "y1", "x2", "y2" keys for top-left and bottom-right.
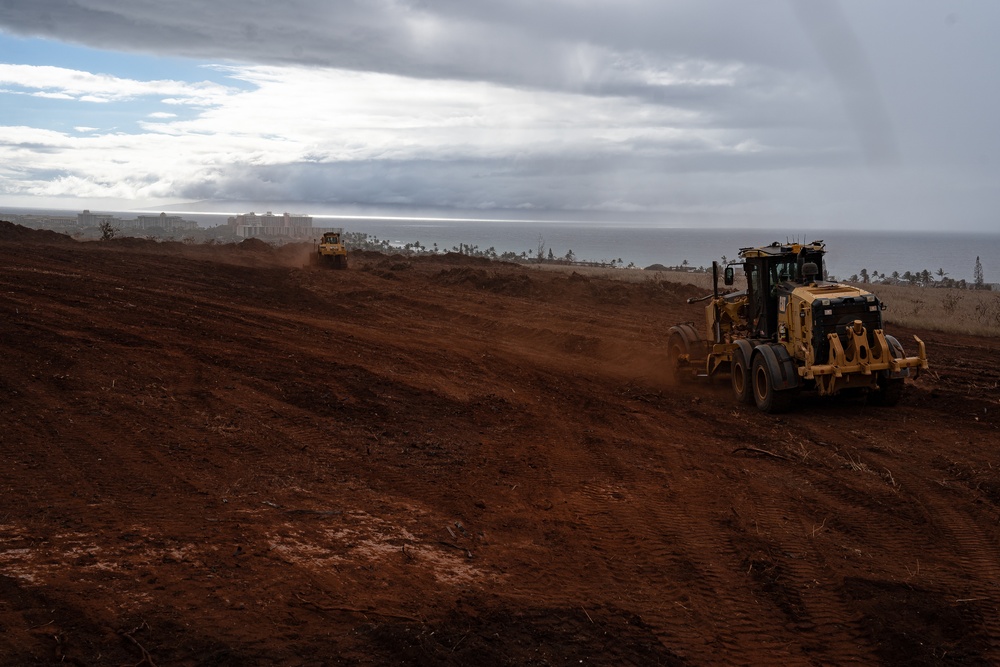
[{"x1": 315, "y1": 228, "x2": 348, "y2": 269}]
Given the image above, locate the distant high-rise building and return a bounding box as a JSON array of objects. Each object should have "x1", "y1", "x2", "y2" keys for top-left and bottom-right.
[
  {"x1": 77, "y1": 210, "x2": 102, "y2": 227},
  {"x1": 77, "y1": 210, "x2": 195, "y2": 233},
  {"x1": 136, "y1": 212, "x2": 195, "y2": 231},
  {"x1": 227, "y1": 211, "x2": 316, "y2": 238}
]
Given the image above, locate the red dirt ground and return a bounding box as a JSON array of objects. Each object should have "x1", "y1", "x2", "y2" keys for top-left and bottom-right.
[{"x1": 1, "y1": 220, "x2": 999, "y2": 666}]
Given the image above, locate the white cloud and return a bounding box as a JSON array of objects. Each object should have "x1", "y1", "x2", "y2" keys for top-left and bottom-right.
[
  {"x1": 0, "y1": 64, "x2": 236, "y2": 105},
  {"x1": 33, "y1": 91, "x2": 75, "y2": 100},
  {"x1": 0, "y1": 125, "x2": 76, "y2": 147},
  {"x1": 1, "y1": 63, "x2": 748, "y2": 209}
]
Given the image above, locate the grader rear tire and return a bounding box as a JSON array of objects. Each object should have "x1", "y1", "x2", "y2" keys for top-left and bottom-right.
[
  {"x1": 731, "y1": 348, "x2": 754, "y2": 404},
  {"x1": 751, "y1": 354, "x2": 793, "y2": 414},
  {"x1": 666, "y1": 335, "x2": 687, "y2": 384}
]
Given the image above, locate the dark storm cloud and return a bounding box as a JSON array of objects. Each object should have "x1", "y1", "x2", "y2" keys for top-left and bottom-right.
[
  {"x1": 176, "y1": 147, "x2": 851, "y2": 217},
  {"x1": 2, "y1": 1, "x2": 998, "y2": 230},
  {"x1": 0, "y1": 1, "x2": 812, "y2": 104},
  {"x1": 792, "y1": 2, "x2": 898, "y2": 166},
  {"x1": 0, "y1": 0, "x2": 894, "y2": 176},
  {"x1": 0, "y1": 0, "x2": 843, "y2": 161}
]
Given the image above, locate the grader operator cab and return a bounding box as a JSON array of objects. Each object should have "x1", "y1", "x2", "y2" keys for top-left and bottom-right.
[
  {"x1": 316, "y1": 228, "x2": 348, "y2": 269},
  {"x1": 667, "y1": 240, "x2": 928, "y2": 413}
]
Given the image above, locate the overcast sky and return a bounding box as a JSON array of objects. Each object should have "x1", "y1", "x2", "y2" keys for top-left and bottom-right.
[{"x1": 0, "y1": 1, "x2": 997, "y2": 230}]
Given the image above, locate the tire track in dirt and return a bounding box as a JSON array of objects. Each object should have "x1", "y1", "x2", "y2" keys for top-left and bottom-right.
[
  {"x1": 532, "y1": 404, "x2": 807, "y2": 666},
  {"x1": 759, "y1": 410, "x2": 1000, "y2": 664},
  {"x1": 745, "y1": 496, "x2": 879, "y2": 664},
  {"x1": 262, "y1": 415, "x2": 369, "y2": 497},
  {"x1": 862, "y1": 447, "x2": 1000, "y2": 661},
  {"x1": 624, "y1": 397, "x2": 889, "y2": 664},
  {"x1": 650, "y1": 474, "x2": 829, "y2": 663}
]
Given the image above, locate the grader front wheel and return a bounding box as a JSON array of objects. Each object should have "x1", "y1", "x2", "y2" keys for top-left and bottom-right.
[
  {"x1": 869, "y1": 376, "x2": 905, "y2": 406},
  {"x1": 869, "y1": 335, "x2": 907, "y2": 406}
]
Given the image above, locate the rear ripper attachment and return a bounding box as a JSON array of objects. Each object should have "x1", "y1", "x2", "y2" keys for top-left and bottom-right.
[{"x1": 667, "y1": 241, "x2": 927, "y2": 413}]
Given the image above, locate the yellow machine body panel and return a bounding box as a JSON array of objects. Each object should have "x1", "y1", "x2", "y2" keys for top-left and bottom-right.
[
  {"x1": 670, "y1": 240, "x2": 928, "y2": 412},
  {"x1": 316, "y1": 228, "x2": 348, "y2": 268},
  {"x1": 779, "y1": 283, "x2": 926, "y2": 395}
]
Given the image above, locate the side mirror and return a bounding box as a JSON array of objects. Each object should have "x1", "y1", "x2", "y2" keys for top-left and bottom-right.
[{"x1": 723, "y1": 266, "x2": 735, "y2": 286}]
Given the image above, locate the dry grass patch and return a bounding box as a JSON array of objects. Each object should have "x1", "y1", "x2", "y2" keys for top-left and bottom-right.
[
  {"x1": 530, "y1": 264, "x2": 715, "y2": 290},
  {"x1": 531, "y1": 264, "x2": 998, "y2": 337},
  {"x1": 859, "y1": 283, "x2": 1000, "y2": 337}
]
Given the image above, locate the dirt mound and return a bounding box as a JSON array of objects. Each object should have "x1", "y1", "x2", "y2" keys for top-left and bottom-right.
[
  {"x1": 355, "y1": 251, "x2": 498, "y2": 267},
  {"x1": 235, "y1": 237, "x2": 274, "y2": 252},
  {"x1": 433, "y1": 266, "x2": 536, "y2": 296},
  {"x1": 413, "y1": 251, "x2": 494, "y2": 266},
  {"x1": 102, "y1": 235, "x2": 185, "y2": 253},
  {"x1": 0, "y1": 220, "x2": 75, "y2": 244},
  {"x1": 1, "y1": 233, "x2": 999, "y2": 665},
  {"x1": 352, "y1": 249, "x2": 389, "y2": 261}
]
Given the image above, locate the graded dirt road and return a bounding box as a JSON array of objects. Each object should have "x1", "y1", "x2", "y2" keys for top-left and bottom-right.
[{"x1": 1, "y1": 221, "x2": 998, "y2": 665}]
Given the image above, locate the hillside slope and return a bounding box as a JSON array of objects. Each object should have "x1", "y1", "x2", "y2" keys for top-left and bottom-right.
[{"x1": 2, "y1": 223, "x2": 999, "y2": 665}]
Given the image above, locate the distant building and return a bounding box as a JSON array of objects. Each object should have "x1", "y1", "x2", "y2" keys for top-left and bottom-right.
[
  {"x1": 78, "y1": 209, "x2": 118, "y2": 227},
  {"x1": 78, "y1": 210, "x2": 196, "y2": 233},
  {"x1": 134, "y1": 212, "x2": 196, "y2": 232},
  {"x1": 228, "y1": 211, "x2": 319, "y2": 239}
]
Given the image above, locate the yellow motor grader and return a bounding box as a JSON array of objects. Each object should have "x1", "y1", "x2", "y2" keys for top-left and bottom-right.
[
  {"x1": 315, "y1": 228, "x2": 348, "y2": 269},
  {"x1": 667, "y1": 241, "x2": 928, "y2": 412}
]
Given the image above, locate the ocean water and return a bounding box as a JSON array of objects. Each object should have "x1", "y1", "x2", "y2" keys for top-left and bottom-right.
[
  {"x1": 5, "y1": 207, "x2": 998, "y2": 284},
  {"x1": 313, "y1": 218, "x2": 1000, "y2": 285}
]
